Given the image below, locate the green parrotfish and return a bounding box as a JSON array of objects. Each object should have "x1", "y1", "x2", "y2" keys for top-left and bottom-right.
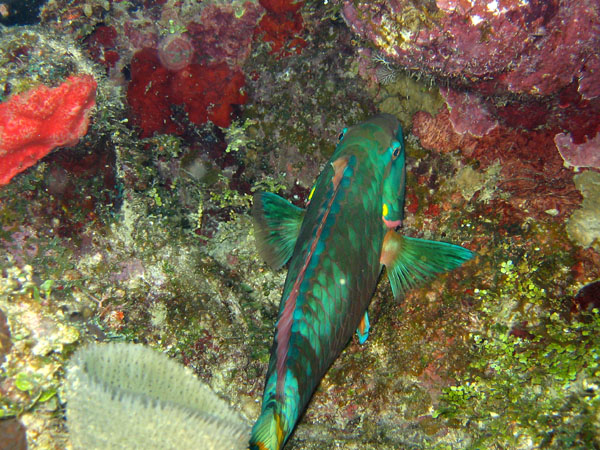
[{"x1": 249, "y1": 114, "x2": 473, "y2": 450}]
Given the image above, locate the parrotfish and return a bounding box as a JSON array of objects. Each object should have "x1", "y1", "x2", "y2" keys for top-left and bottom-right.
[{"x1": 249, "y1": 114, "x2": 473, "y2": 450}]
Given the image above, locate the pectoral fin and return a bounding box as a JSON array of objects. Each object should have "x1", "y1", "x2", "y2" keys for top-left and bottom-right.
[
  {"x1": 356, "y1": 311, "x2": 370, "y2": 344},
  {"x1": 252, "y1": 192, "x2": 305, "y2": 269},
  {"x1": 380, "y1": 229, "x2": 474, "y2": 299}
]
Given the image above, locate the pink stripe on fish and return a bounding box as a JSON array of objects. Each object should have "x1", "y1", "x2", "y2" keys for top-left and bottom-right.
[{"x1": 275, "y1": 157, "x2": 349, "y2": 398}]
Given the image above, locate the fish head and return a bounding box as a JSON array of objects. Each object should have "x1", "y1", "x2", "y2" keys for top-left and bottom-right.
[
  {"x1": 326, "y1": 114, "x2": 406, "y2": 228},
  {"x1": 379, "y1": 116, "x2": 405, "y2": 229},
  {"x1": 336, "y1": 114, "x2": 405, "y2": 228}
]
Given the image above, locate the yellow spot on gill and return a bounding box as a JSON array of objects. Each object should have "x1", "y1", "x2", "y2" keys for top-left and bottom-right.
[
  {"x1": 382, "y1": 203, "x2": 389, "y2": 217},
  {"x1": 308, "y1": 186, "x2": 315, "y2": 200}
]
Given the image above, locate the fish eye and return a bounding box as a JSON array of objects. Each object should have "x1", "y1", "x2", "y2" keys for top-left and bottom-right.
[
  {"x1": 390, "y1": 141, "x2": 402, "y2": 159},
  {"x1": 338, "y1": 127, "x2": 348, "y2": 142}
]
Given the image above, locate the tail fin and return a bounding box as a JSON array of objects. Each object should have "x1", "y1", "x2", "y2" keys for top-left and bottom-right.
[{"x1": 249, "y1": 404, "x2": 285, "y2": 450}]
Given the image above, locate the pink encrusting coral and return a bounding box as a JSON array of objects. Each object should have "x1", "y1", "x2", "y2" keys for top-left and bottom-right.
[
  {"x1": 578, "y1": 53, "x2": 600, "y2": 100},
  {"x1": 411, "y1": 108, "x2": 583, "y2": 221},
  {"x1": 554, "y1": 131, "x2": 600, "y2": 169},
  {"x1": 440, "y1": 88, "x2": 498, "y2": 137},
  {"x1": 187, "y1": 2, "x2": 264, "y2": 66},
  {"x1": 340, "y1": 0, "x2": 600, "y2": 96},
  {"x1": 0, "y1": 75, "x2": 97, "y2": 186}
]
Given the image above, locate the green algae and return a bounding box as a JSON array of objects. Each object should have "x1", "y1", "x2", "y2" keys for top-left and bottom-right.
[
  {"x1": 452, "y1": 163, "x2": 504, "y2": 203},
  {"x1": 225, "y1": 119, "x2": 258, "y2": 154},
  {"x1": 434, "y1": 308, "x2": 600, "y2": 449},
  {"x1": 432, "y1": 244, "x2": 599, "y2": 449},
  {"x1": 376, "y1": 68, "x2": 445, "y2": 130},
  {"x1": 0, "y1": 264, "x2": 79, "y2": 449}
]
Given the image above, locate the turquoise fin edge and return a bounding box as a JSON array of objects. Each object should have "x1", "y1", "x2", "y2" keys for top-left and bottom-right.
[{"x1": 381, "y1": 230, "x2": 474, "y2": 299}]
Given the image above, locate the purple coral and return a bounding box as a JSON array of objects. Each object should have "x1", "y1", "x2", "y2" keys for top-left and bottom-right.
[
  {"x1": 578, "y1": 53, "x2": 600, "y2": 100},
  {"x1": 440, "y1": 88, "x2": 498, "y2": 137},
  {"x1": 187, "y1": 2, "x2": 264, "y2": 66},
  {"x1": 554, "y1": 131, "x2": 600, "y2": 169},
  {"x1": 340, "y1": 0, "x2": 600, "y2": 96}
]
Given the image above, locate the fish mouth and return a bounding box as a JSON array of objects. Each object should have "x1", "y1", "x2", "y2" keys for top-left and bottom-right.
[{"x1": 383, "y1": 217, "x2": 403, "y2": 229}]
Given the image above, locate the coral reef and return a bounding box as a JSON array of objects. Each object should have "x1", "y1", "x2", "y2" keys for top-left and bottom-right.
[
  {"x1": 0, "y1": 0, "x2": 599, "y2": 449},
  {"x1": 126, "y1": 48, "x2": 247, "y2": 136},
  {"x1": 439, "y1": 87, "x2": 497, "y2": 137},
  {"x1": 0, "y1": 75, "x2": 97, "y2": 185},
  {"x1": 116, "y1": 0, "x2": 269, "y2": 136},
  {"x1": 37, "y1": 0, "x2": 265, "y2": 137},
  {"x1": 126, "y1": 48, "x2": 180, "y2": 137},
  {"x1": 85, "y1": 25, "x2": 120, "y2": 71},
  {"x1": 171, "y1": 62, "x2": 247, "y2": 128},
  {"x1": 244, "y1": 15, "x2": 374, "y2": 190},
  {"x1": 435, "y1": 257, "x2": 600, "y2": 449},
  {"x1": 411, "y1": 107, "x2": 582, "y2": 221},
  {"x1": 187, "y1": 2, "x2": 264, "y2": 66},
  {"x1": 0, "y1": 25, "x2": 98, "y2": 101},
  {"x1": 339, "y1": 0, "x2": 600, "y2": 97},
  {"x1": 255, "y1": 0, "x2": 307, "y2": 57},
  {"x1": 0, "y1": 265, "x2": 79, "y2": 449},
  {"x1": 578, "y1": 52, "x2": 600, "y2": 100}
]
